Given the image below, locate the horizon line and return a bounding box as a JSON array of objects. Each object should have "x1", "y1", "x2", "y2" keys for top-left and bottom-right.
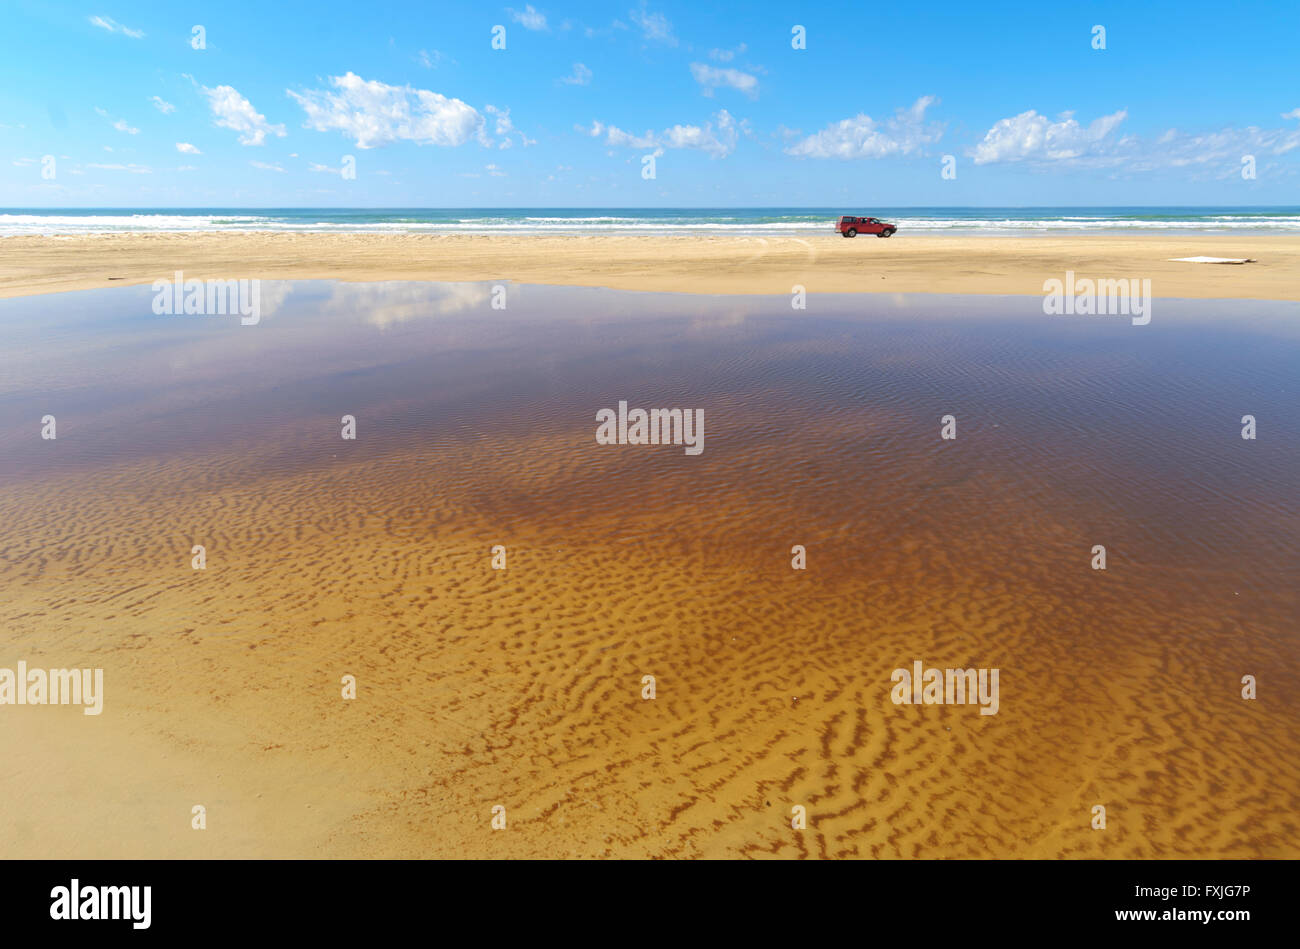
[{"x1": 3, "y1": 205, "x2": 1298, "y2": 212}]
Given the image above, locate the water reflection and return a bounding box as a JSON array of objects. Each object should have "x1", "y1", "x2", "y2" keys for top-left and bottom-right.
[{"x1": 0, "y1": 281, "x2": 1296, "y2": 857}]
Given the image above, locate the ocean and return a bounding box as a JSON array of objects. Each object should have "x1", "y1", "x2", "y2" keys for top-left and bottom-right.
[{"x1": 2, "y1": 206, "x2": 1299, "y2": 236}]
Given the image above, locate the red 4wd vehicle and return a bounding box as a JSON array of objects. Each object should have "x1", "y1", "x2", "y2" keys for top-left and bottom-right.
[{"x1": 837, "y1": 215, "x2": 897, "y2": 238}]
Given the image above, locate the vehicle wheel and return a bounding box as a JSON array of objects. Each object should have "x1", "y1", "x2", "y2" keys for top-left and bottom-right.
[
  {"x1": 878, "y1": 229, "x2": 894, "y2": 238},
  {"x1": 845, "y1": 228, "x2": 857, "y2": 238}
]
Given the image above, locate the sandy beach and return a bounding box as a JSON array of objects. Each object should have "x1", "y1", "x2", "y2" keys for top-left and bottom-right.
[{"x1": 2, "y1": 232, "x2": 1298, "y2": 300}]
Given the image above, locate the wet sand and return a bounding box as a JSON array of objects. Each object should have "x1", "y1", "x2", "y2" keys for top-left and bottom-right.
[
  {"x1": 0, "y1": 283, "x2": 1297, "y2": 858},
  {"x1": 1, "y1": 232, "x2": 1299, "y2": 301}
]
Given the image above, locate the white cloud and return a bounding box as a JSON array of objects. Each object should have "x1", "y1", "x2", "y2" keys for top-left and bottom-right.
[
  {"x1": 969, "y1": 107, "x2": 1300, "y2": 172},
  {"x1": 584, "y1": 109, "x2": 742, "y2": 158},
  {"x1": 288, "y1": 73, "x2": 493, "y2": 149},
  {"x1": 606, "y1": 126, "x2": 658, "y2": 149},
  {"x1": 629, "y1": 3, "x2": 675, "y2": 45},
  {"x1": 249, "y1": 160, "x2": 285, "y2": 172},
  {"x1": 418, "y1": 49, "x2": 444, "y2": 69},
  {"x1": 151, "y1": 96, "x2": 175, "y2": 114},
  {"x1": 86, "y1": 162, "x2": 151, "y2": 173},
  {"x1": 971, "y1": 109, "x2": 1128, "y2": 165},
  {"x1": 507, "y1": 5, "x2": 548, "y2": 30},
  {"x1": 484, "y1": 105, "x2": 512, "y2": 140},
  {"x1": 94, "y1": 107, "x2": 139, "y2": 135},
  {"x1": 709, "y1": 43, "x2": 746, "y2": 62},
  {"x1": 689, "y1": 63, "x2": 758, "y2": 99},
  {"x1": 1283, "y1": 108, "x2": 1300, "y2": 121},
  {"x1": 1140, "y1": 125, "x2": 1300, "y2": 169},
  {"x1": 89, "y1": 15, "x2": 144, "y2": 39},
  {"x1": 483, "y1": 104, "x2": 534, "y2": 148},
  {"x1": 175, "y1": 142, "x2": 201, "y2": 154},
  {"x1": 786, "y1": 96, "x2": 942, "y2": 159},
  {"x1": 486, "y1": 163, "x2": 506, "y2": 176},
  {"x1": 199, "y1": 84, "x2": 286, "y2": 146},
  {"x1": 560, "y1": 63, "x2": 593, "y2": 86}
]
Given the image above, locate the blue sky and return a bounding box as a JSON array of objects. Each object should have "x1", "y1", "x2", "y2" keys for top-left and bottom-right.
[{"x1": 2, "y1": 0, "x2": 1298, "y2": 206}]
